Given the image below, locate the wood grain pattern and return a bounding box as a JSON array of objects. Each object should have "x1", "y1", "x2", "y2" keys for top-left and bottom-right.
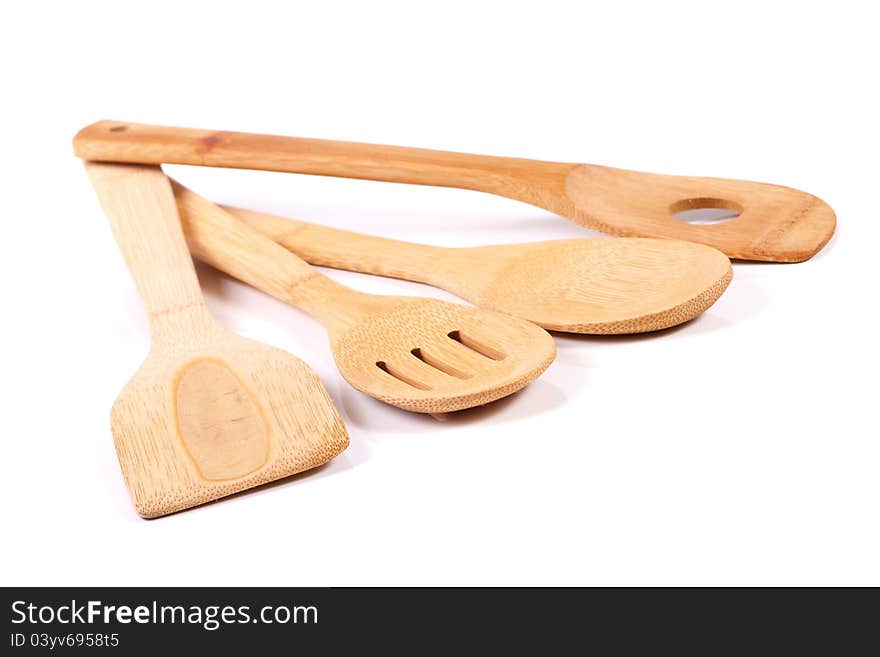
[
  {"x1": 171, "y1": 183, "x2": 556, "y2": 413},
  {"x1": 226, "y1": 205, "x2": 733, "y2": 334},
  {"x1": 175, "y1": 359, "x2": 267, "y2": 480},
  {"x1": 85, "y1": 162, "x2": 348, "y2": 518},
  {"x1": 73, "y1": 120, "x2": 836, "y2": 262}
]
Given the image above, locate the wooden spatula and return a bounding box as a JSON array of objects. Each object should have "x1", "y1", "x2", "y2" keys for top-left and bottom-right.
[
  {"x1": 224, "y1": 206, "x2": 732, "y2": 334},
  {"x1": 170, "y1": 182, "x2": 556, "y2": 413},
  {"x1": 73, "y1": 120, "x2": 835, "y2": 262},
  {"x1": 84, "y1": 162, "x2": 348, "y2": 518}
]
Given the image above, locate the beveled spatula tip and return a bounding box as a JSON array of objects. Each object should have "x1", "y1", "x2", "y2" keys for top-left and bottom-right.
[
  {"x1": 109, "y1": 333, "x2": 350, "y2": 519},
  {"x1": 745, "y1": 193, "x2": 836, "y2": 263}
]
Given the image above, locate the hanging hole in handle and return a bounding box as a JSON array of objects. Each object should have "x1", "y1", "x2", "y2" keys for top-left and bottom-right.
[
  {"x1": 108, "y1": 125, "x2": 128, "y2": 133},
  {"x1": 670, "y1": 197, "x2": 743, "y2": 225}
]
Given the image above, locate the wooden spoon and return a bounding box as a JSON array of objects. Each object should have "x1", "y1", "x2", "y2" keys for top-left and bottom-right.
[
  {"x1": 85, "y1": 162, "x2": 348, "y2": 518},
  {"x1": 73, "y1": 120, "x2": 836, "y2": 262},
  {"x1": 223, "y1": 206, "x2": 732, "y2": 334},
  {"x1": 170, "y1": 182, "x2": 556, "y2": 413}
]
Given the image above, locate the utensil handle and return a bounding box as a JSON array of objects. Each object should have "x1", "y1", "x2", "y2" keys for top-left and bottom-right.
[
  {"x1": 171, "y1": 182, "x2": 370, "y2": 328},
  {"x1": 222, "y1": 206, "x2": 444, "y2": 284},
  {"x1": 171, "y1": 183, "x2": 319, "y2": 298},
  {"x1": 84, "y1": 162, "x2": 211, "y2": 335},
  {"x1": 74, "y1": 120, "x2": 575, "y2": 198}
]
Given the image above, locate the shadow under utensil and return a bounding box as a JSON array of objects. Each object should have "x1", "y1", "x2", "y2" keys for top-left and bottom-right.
[
  {"x1": 547, "y1": 310, "x2": 739, "y2": 369},
  {"x1": 193, "y1": 259, "x2": 237, "y2": 299},
  {"x1": 547, "y1": 311, "x2": 724, "y2": 350},
  {"x1": 550, "y1": 317, "x2": 694, "y2": 346},
  {"x1": 468, "y1": 213, "x2": 607, "y2": 240},
  {"x1": 339, "y1": 378, "x2": 567, "y2": 433},
  {"x1": 548, "y1": 264, "x2": 775, "y2": 352},
  {"x1": 193, "y1": 261, "x2": 307, "y2": 329},
  {"x1": 432, "y1": 379, "x2": 567, "y2": 424},
  {"x1": 142, "y1": 456, "x2": 354, "y2": 521}
]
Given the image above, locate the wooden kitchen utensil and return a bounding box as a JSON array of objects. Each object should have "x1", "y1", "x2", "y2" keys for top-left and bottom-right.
[
  {"x1": 85, "y1": 162, "x2": 348, "y2": 518},
  {"x1": 73, "y1": 120, "x2": 836, "y2": 262},
  {"x1": 224, "y1": 205, "x2": 733, "y2": 334},
  {"x1": 170, "y1": 181, "x2": 556, "y2": 413}
]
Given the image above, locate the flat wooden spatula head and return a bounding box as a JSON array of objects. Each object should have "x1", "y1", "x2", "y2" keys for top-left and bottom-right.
[
  {"x1": 86, "y1": 162, "x2": 348, "y2": 518},
  {"x1": 111, "y1": 332, "x2": 347, "y2": 517}
]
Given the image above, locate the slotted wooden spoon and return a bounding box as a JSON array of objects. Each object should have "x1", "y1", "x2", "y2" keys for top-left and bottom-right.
[
  {"x1": 73, "y1": 120, "x2": 836, "y2": 262},
  {"x1": 224, "y1": 205, "x2": 732, "y2": 334},
  {"x1": 85, "y1": 162, "x2": 348, "y2": 518},
  {"x1": 170, "y1": 181, "x2": 556, "y2": 413}
]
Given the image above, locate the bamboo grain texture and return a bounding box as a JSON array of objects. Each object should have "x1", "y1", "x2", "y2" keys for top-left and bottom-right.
[
  {"x1": 224, "y1": 205, "x2": 733, "y2": 334},
  {"x1": 85, "y1": 162, "x2": 348, "y2": 518},
  {"x1": 74, "y1": 120, "x2": 836, "y2": 262},
  {"x1": 171, "y1": 182, "x2": 557, "y2": 413}
]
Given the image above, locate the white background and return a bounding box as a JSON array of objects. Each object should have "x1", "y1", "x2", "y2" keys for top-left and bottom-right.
[{"x1": 2, "y1": 1, "x2": 877, "y2": 586}]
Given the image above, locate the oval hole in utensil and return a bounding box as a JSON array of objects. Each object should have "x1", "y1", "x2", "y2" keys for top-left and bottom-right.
[{"x1": 670, "y1": 197, "x2": 743, "y2": 225}]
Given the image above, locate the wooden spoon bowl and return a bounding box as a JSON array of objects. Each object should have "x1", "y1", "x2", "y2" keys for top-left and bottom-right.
[
  {"x1": 457, "y1": 238, "x2": 732, "y2": 333},
  {"x1": 227, "y1": 207, "x2": 733, "y2": 334}
]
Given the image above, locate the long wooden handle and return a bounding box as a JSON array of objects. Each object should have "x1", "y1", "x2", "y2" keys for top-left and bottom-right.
[
  {"x1": 222, "y1": 205, "x2": 443, "y2": 284},
  {"x1": 171, "y1": 182, "x2": 371, "y2": 328},
  {"x1": 85, "y1": 162, "x2": 210, "y2": 334},
  {"x1": 172, "y1": 182, "x2": 317, "y2": 300},
  {"x1": 74, "y1": 120, "x2": 574, "y2": 197},
  {"x1": 74, "y1": 119, "x2": 836, "y2": 263}
]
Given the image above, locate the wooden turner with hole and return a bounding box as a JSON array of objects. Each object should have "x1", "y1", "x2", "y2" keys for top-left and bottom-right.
[
  {"x1": 85, "y1": 162, "x2": 348, "y2": 518},
  {"x1": 225, "y1": 205, "x2": 733, "y2": 334},
  {"x1": 73, "y1": 120, "x2": 836, "y2": 262},
  {"x1": 170, "y1": 181, "x2": 556, "y2": 413}
]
